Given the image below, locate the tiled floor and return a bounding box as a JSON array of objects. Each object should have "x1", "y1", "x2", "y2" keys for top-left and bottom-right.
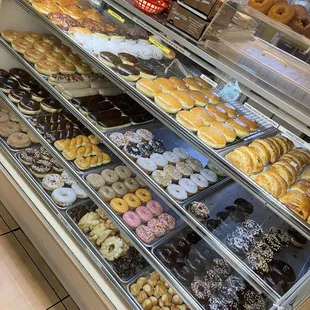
[{"x1": 0, "y1": 201, "x2": 79, "y2": 310}]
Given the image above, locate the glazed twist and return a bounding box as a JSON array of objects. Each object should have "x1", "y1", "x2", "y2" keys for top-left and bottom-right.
[
  {"x1": 54, "y1": 134, "x2": 99, "y2": 150},
  {"x1": 63, "y1": 144, "x2": 102, "y2": 160}
]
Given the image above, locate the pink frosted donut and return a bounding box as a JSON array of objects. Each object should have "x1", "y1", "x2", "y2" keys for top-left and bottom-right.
[
  {"x1": 158, "y1": 213, "x2": 176, "y2": 230},
  {"x1": 123, "y1": 211, "x2": 141, "y2": 229},
  {"x1": 136, "y1": 225, "x2": 155, "y2": 244},
  {"x1": 147, "y1": 218, "x2": 166, "y2": 237},
  {"x1": 135, "y1": 206, "x2": 153, "y2": 222},
  {"x1": 146, "y1": 200, "x2": 164, "y2": 216}
]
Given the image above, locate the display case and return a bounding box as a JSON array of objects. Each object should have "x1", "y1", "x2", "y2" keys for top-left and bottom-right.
[{"x1": 0, "y1": 0, "x2": 309, "y2": 309}]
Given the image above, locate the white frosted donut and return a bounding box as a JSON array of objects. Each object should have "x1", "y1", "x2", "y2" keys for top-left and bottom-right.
[
  {"x1": 178, "y1": 178, "x2": 198, "y2": 195},
  {"x1": 137, "y1": 157, "x2": 157, "y2": 174},
  {"x1": 61, "y1": 170, "x2": 75, "y2": 185},
  {"x1": 163, "y1": 151, "x2": 180, "y2": 164},
  {"x1": 190, "y1": 173, "x2": 209, "y2": 190},
  {"x1": 167, "y1": 184, "x2": 187, "y2": 201},
  {"x1": 173, "y1": 147, "x2": 190, "y2": 160},
  {"x1": 71, "y1": 183, "x2": 89, "y2": 199},
  {"x1": 150, "y1": 153, "x2": 168, "y2": 169},
  {"x1": 42, "y1": 174, "x2": 65, "y2": 191},
  {"x1": 199, "y1": 169, "x2": 218, "y2": 183},
  {"x1": 52, "y1": 188, "x2": 77, "y2": 206}
]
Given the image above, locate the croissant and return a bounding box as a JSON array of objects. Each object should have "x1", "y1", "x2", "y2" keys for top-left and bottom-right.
[
  {"x1": 301, "y1": 166, "x2": 310, "y2": 181},
  {"x1": 290, "y1": 180, "x2": 310, "y2": 198},
  {"x1": 280, "y1": 154, "x2": 304, "y2": 172},
  {"x1": 249, "y1": 141, "x2": 270, "y2": 166},
  {"x1": 289, "y1": 150, "x2": 309, "y2": 167},
  {"x1": 268, "y1": 163, "x2": 295, "y2": 187},
  {"x1": 63, "y1": 144, "x2": 101, "y2": 160}
]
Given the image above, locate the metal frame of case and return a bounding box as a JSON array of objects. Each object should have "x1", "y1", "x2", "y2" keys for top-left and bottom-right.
[{"x1": 0, "y1": 0, "x2": 309, "y2": 308}]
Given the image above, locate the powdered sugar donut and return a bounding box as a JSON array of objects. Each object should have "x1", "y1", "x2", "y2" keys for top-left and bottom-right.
[
  {"x1": 147, "y1": 218, "x2": 166, "y2": 237},
  {"x1": 199, "y1": 168, "x2": 218, "y2": 183},
  {"x1": 179, "y1": 178, "x2": 198, "y2": 195},
  {"x1": 158, "y1": 213, "x2": 176, "y2": 230},
  {"x1": 136, "y1": 225, "x2": 155, "y2": 244},
  {"x1": 167, "y1": 184, "x2": 188, "y2": 201},
  {"x1": 190, "y1": 173, "x2": 209, "y2": 190},
  {"x1": 146, "y1": 200, "x2": 164, "y2": 216},
  {"x1": 150, "y1": 153, "x2": 168, "y2": 169},
  {"x1": 123, "y1": 211, "x2": 141, "y2": 229},
  {"x1": 135, "y1": 206, "x2": 153, "y2": 222}
]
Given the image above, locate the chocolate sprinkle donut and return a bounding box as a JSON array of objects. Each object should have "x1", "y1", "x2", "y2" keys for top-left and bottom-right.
[{"x1": 148, "y1": 138, "x2": 165, "y2": 154}]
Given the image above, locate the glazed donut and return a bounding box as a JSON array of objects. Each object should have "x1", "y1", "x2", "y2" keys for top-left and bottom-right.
[
  {"x1": 179, "y1": 178, "x2": 198, "y2": 195},
  {"x1": 146, "y1": 200, "x2": 164, "y2": 216},
  {"x1": 158, "y1": 213, "x2": 176, "y2": 230},
  {"x1": 7, "y1": 132, "x2": 31, "y2": 149},
  {"x1": 53, "y1": 43, "x2": 71, "y2": 54},
  {"x1": 101, "y1": 169, "x2": 119, "y2": 185},
  {"x1": 75, "y1": 62, "x2": 92, "y2": 74},
  {"x1": 51, "y1": 187, "x2": 77, "y2": 206},
  {"x1": 42, "y1": 174, "x2": 65, "y2": 191},
  {"x1": 248, "y1": 0, "x2": 274, "y2": 14},
  {"x1": 24, "y1": 49, "x2": 46, "y2": 63},
  {"x1": 35, "y1": 60, "x2": 59, "y2": 75},
  {"x1": 166, "y1": 184, "x2": 188, "y2": 201},
  {"x1": 0, "y1": 111, "x2": 9, "y2": 123},
  {"x1": 123, "y1": 211, "x2": 141, "y2": 229},
  {"x1": 33, "y1": 41, "x2": 53, "y2": 53},
  {"x1": 42, "y1": 34, "x2": 61, "y2": 45},
  {"x1": 58, "y1": 62, "x2": 76, "y2": 74},
  {"x1": 98, "y1": 185, "x2": 116, "y2": 202},
  {"x1": 123, "y1": 193, "x2": 141, "y2": 209},
  {"x1": 135, "y1": 188, "x2": 152, "y2": 203},
  {"x1": 190, "y1": 173, "x2": 209, "y2": 190},
  {"x1": 268, "y1": 4, "x2": 295, "y2": 25},
  {"x1": 86, "y1": 173, "x2": 105, "y2": 190},
  {"x1": 11, "y1": 38, "x2": 33, "y2": 53},
  {"x1": 45, "y1": 51, "x2": 65, "y2": 63},
  {"x1": 112, "y1": 182, "x2": 128, "y2": 197},
  {"x1": 0, "y1": 121, "x2": 20, "y2": 138},
  {"x1": 23, "y1": 32, "x2": 41, "y2": 43},
  {"x1": 124, "y1": 178, "x2": 140, "y2": 193},
  {"x1": 110, "y1": 198, "x2": 129, "y2": 214},
  {"x1": 135, "y1": 225, "x2": 155, "y2": 244},
  {"x1": 1, "y1": 30, "x2": 23, "y2": 42},
  {"x1": 135, "y1": 206, "x2": 153, "y2": 222},
  {"x1": 30, "y1": 159, "x2": 53, "y2": 178},
  {"x1": 71, "y1": 183, "x2": 88, "y2": 199},
  {"x1": 114, "y1": 165, "x2": 132, "y2": 180},
  {"x1": 63, "y1": 52, "x2": 81, "y2": 65}
]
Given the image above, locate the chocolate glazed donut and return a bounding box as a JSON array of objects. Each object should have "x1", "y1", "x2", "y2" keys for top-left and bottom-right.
[
  {"x1": 41, "y1": 98, "x2": 62, "y2": 113},
  {"x1": 9, "y1": 68, "x2": 29, "y2": 80},
  {"x1": 31, "y1": 88, "x2": 49, "y2": 102},
  {"x1": 115, "y1": 64, "x2": 140, "y2": 82},
  {"x1": 18, "y1": 97, "x2": 41, "y2": 115},
  {"x1": 0, "y1": 69, "x2": 10, "y2": 79},
  {"x1": 0, "y1": 78, "x2": 19, "y2": 93},
  {"x1": 8, "y1": 88, "x2": 31, "y2": 104},
  {"x1": 19, "y1": 76, "x2": 39, "y2": 91}
]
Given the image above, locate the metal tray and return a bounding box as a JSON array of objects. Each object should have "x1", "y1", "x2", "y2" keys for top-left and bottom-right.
[
  {"x1": 65, "y1": 203, "x2": 150, "y2": 283},
  {"x1": 0, "y1": 136, "x2": 39, "y2": 152},
  {"x1": 83, "y1": 162, "x2": 184, "y2": 247}
]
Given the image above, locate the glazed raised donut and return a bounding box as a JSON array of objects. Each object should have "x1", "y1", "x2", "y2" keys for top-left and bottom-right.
[
  {"x1": 114, "y1": 165, "x2": 132, "y2": 180},
  {"x1": 53, "y1": 43, "x2": 71, "y2": 54},
  {"x1": 122, "y1": 211, "x2": 141, "y2": 229},
  {"x1": 63, "y1": 52, "x2": 81, "y2": 65},
  {"x1": 123, "y1": 193, "x2": 141, "y2": 209},
  {"x1": 30, "y1": 158, "x2": 53, "y2": 178},
  {"x1": 135, "y1": 206, "x2": 153, "y2": 222},
  {"x1": 24, "y1": 49, "x2": 46, "y2": 63},
  {"x1": 101, "y1": 169, "x2": 119, "y2": 185},
  {"x1": 110, "y1": 198, "x2": 129, "y2": 214},
  {"x1": 11, "y1": 38, "x2": 33, "y2": 53},
  {"x1": 98, "y1": 185, "x2": 116, "y2": 202},
  {"x1": 35, "y1": 60, "x2": 59, "y2": 75},
  {"x1": 75, "y1": 62, "x2": 92, "y2": 74},
  {"x1": 24, "y1": 32, "x2": 41, "y2": 43},
  {"x1": 135, "y1": 188, "x2": 152, "y2": 203},
  {"x1": 268, "y1": 4, "x2": 296, "y2": 25},
  {"x1": 51, "y1": 187, "x2": 77, "y2": 206},
  {"x1": 42, "y1": 173, "x2": 65, "y2": 191},
  {"x1": 112, "y1": 182, "x2": 128, "y2": 197},
  {"x1": 45, "y1": 51, "x2": 65, "y2": 63},
  {"x1": 124, "y1": 177, "x2": 140, "y2": 193},
  {"x1": 1, "y1": 30, "x2": 23, "y2": 42},
  {"x1": 33, "y1": 41, "x2": 53, "y2": 53},
  {"x1": 146, "y1": 200, "x2": 164, "y2": 216},
  {"x1": 58, "y1": 62, "x2": 76, "y2": 74},
  {"x1": 0, "y1": 121, "x2": 20, "y2": 138}
]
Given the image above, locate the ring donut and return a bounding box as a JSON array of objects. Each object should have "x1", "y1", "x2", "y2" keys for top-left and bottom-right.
[
  {"x1": 110, "y1": 198, "x2": 129, "y2": 214},
  {"x1": 123, "y1": 193, "x2": 141, "y2": 209},
  {"x1": 135, "y1": 188, "x2": 152, "y2": 203},
  {"x1": 268, "y1": 4, "x2": 295, "y2": 25}
]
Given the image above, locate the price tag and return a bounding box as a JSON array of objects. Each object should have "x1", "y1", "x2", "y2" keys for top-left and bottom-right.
[
  {"x1": 200, "y1": 74, "x2": 217, "y2": 88},
  {"x1": 108, "y1": 9, "x2": 125, "y2": 23},
  {"x1": 244, "y1": 103, "x2": 279, "y2": 128},
  {"x1": 278, "y1": 125, "x2": 310, "y2": 150},
  {"x1": 149, "y1": 37, "x2": 170, "y2": 54}
]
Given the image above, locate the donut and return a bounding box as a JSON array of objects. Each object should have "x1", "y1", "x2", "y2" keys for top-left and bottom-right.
[
  {"x1": 51, "y1": 187, "x2": 77, "y2": 206},
  {"x1": 0, "y1": 78, "x2": 19, "y2": 93},
  {"x1": 109, "y1": 132, "x2": 126, "y2": 148},
  {"x1": 163, "y1": 151, "x2": 180, "y2": 164},
  {"x1": 135, "y1": 188, "x2": 152, "y2": 203},
  {"x1": 149, "y1": 139, "x2": 165, "y2": 154},
  {"x1": 0, "y1": 121, "x2": 20, "y2": 138},
  {"x1": 135, "y1": 225, "x2": 155, "y2": 244},
  {"x1": 179, "y1": 178, "x2": 198, "y2": 195},
  {"x1": 0, "y1": 111, "x2": 9, "y2": 123},
  {"x1": 58, "y1": 62, "x2": 76, "y2": 74},
  {"x1": 123, "y1": 193, "x2": 141, "y2": 209},
  {"x1": 75, "y1": 62, "x2": 92, "y2": 74},
  {"x1": 188, "y1": 201, "x2": 210, "y2": 219},
  {"x1": 42, "y1": 34, "x2": 60, "y2": 45},
  {"x1": 7, "y1": 132, "x2": 31, "y2": 149},
  {"x1": 24, "y1": 48, "x2": 47, "y2": 63},
  {"x1": 45, "y1": 51, "x2": 65, "y2": 63},
  {"x1": 185, "y1": 158, "x2": 203, "y2": 172},
  {"x1": 53, "y1": 43, "x2": 71, "y2": 54},
  {"x1": 158, "y1": 213, "x2": 176, "y2": 230},
  {"x1": 42, "y1": 174, "x2": 65, "y2": 191},
  {"x1": 30, "y1": 159, "x2": 53, "y2": 178},
  {"x1": 124, "y1": 131, "x2": 141, "y2": 144},
  {"x1": 123, "y1": 211, "x2": 141, "y2": 229},
  {"x1": 137, "y1": 157, "x2": 157, "y2": 174},
  {"x1": 24, "y1": 32, "x2": 41, "y2": 43},
  {"x1": 199, "y1": 168, "x2": 218, "y2": 183},
  {"x1": 112, "y1": 182, "x2": 128, "y2": 197},
  {"x1": 100, "y1": 236, "x2": 128, "y2": 261},
  {"x1": 63, "y1": 52, "x2": 81, "y2": 64},
  {"x1": 11, "y1": 38, "x2": 33, "y2": 53},
  {"x1": 18, "y1": 147, "x2": 40, "y2": 166},
  {"x1": 146, "y1": 200, "x2": 164, "y2": 216},
  {"x1": 98, "y1": 185, "x2": 116, "y2": 202},
  {"x1": 124, "y1": 177, "x2": 140, "y2": 193},
  {"x1": 173, "y1": 147, "x2": 190, "y2": 161},
  {"x1": 33, "y1": 41, "x2": 53, "y2": 53},
  {"x1": 167, "y1": 184, "x2": 188, "y2": 201},
  {"x1": 71, "y1": 183, "x2": 88, "y2": 199},
  {"x1": 114, "y1": 165, "x2": 132, "y2": 180},
  {"x1": 135, "y1": 176, "x2": 147, "y2": 188},
  {"x1": 60, "y1": 170, "x2": 75, "y2": 185},
  {"x1": 1, "y1": 30, "x2": 23, "y2": 42},
  {"x1": 110, "y1": 198, "x2": 129, "y2": 214},
  {"x1": 9, "y1": 68, "x2": 29, "y2": 81},
  {"x1": 163, "y1": 164, "x2": 183, "y2": 182},
  {"x1": 35, "y1": 60, "x2": 59, "y2": 75},
  {"x1": 137, "y1": 143, "x2": 154, "y2": 158},
  {"x1": 136, "y1": 129, "x2": 153, "y2": 142},
  {"x1": 190, "y1": 173, "x2": 209, "y2": 190},
  {"x1": 248, "y1": 0, "x2": 274, "y2": 14},
  {"x1": 151, "y1": 170, "x2": 172, "y2": 188},
  {"x1": 135, "y1": 206, "x2": 153, "y2": 222},
  {"x1": 268, "y1": 4, "x2": 295, "y2": 25},
  {"x1": 123, "y1": 144, "x2": 142, "y2": 160},
  {"x1": 9, "y1": 88, "x2": 31, "y2": 104},
  {"x1": 101, "y1": 169, "x2": 119, "y2": 185},
  {"x1": 150, "y1": 153, "x2": 168, "y2": 168},
  {"x1": 147, "y1": 218, "x2": 166, "y2": 237},
  {"x1": 0, "y1": 69, "x2": 10, "y2": 79},
  {"x1": 175, "y1": 162, "x2": 193, "y2": 177}
]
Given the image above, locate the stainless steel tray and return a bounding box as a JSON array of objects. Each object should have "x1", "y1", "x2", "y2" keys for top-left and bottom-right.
[
  {"x1": 0, "y1": 134, "x2": 40, "y2": 152},
  {"x1": 65, "y1": 203, "x2": 150, "y2": 283}
]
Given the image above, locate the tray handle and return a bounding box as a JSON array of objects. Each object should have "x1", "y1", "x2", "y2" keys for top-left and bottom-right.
[{"x1": 261, "y1": 50, "x2": 288, "y2": 68}]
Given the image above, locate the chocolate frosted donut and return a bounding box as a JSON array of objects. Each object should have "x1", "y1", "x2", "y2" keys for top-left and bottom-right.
[
  {"x1": 0, "y1": 69, "x2": 10, "y2": 79},
  {"x1": 156, "y1": 246, "x2": 177, "y2": 266},
  {"x1": 99, "y1": 51, "x2": 122, "y2": 68},
  {"x1": 172, "y1": 263, "x2": 194, "y2": 285},
  {"x1": 8, "y1": 88, "x2": 31, "y2": 104},
  {"x1": 96, "y1": 116, "x2": 131, "y2": 130},
  {"x1": 88, "y1": 109, "x2": 122, "y2": 123},
  {"x1": 18, "y1": 97, "x2": 41, "y2": 115},
  {"x1": 234, "y1": 198, "x2": 254, "y2": 214},
  {"x1": 9, "y1": 68, "x2": 29, "y2": 80},
  {"x1": 270, "y1": 260, "x2": 296, "y2": 283},
  {"x1": 41, "y1": 98, "x2": 62, "y2": 113},
  {"x1": 118, "y1": 53, "x2": 138, "y2": 65},
  {"x1": 31, "y1": 88, "x2": 49, "y2": 102},
  {"x1": 135, "y1": 64, "x2": 157, "y2": 79},
  {"x1": 168, "y1": 238, "x2": 190, "y2": 258},
  {"x1": 71, "y1": 94, "x2": 106, "y2": 107},
  {"x1": 0, "y1": 78, "x2": 19, "y2": 93},
  {"x1": 115, "y1": 64, "x2": 140, "y2": 81},
  {"x1": 19, "y1": 76, "x2": 39, "y2": 91},
  {"x1": 80, "y1": 100, "x2": 114, "y2": 114}
]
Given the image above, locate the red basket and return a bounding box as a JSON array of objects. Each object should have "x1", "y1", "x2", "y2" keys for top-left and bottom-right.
[{"x1": 133, "y1": 0, "x2": 167, "y2": 14}]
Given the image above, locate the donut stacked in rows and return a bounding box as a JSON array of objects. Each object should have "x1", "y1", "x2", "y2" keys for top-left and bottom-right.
[{"x1": 1, "y1": 30, "x2": 93, "y2": 76}]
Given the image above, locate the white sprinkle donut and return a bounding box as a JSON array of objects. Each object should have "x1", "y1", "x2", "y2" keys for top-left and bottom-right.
[
  {"x1": 167, "y1": 184, "x2": 188, "y2": 201},
  {"x1": 71, "y1": 183, "x2": 89, "y2": 199},
  {"x1": 42, "y1": 173, "x2": 65, "y2": 191},
  {"x1": 179, "y1": 178, "x2": 198, "y2": 195},
  {"x1": 199, "y1": 168, "x2": 218, "y2": 183},
  {"x1": 51, "y1": 188, "x2": 77, "y2": 206},
  {"x1": 190, "y1": 173, "x2": 209, "y2": 190}
]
